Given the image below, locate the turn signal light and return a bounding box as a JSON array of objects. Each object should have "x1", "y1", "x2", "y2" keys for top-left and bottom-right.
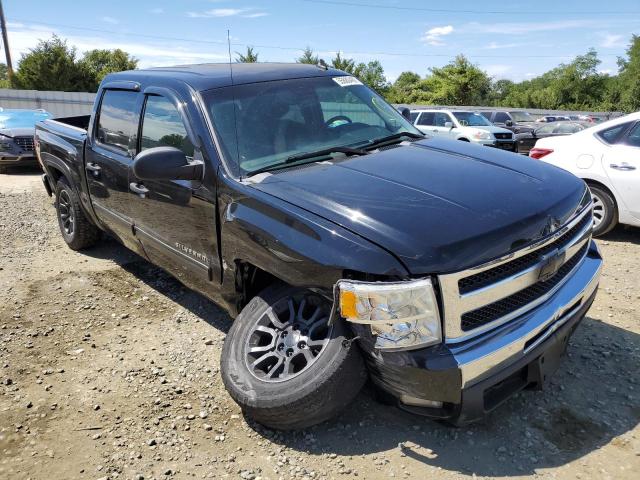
[{"x1": 529, "y1": 148, "x2": 554, "y2": 159}]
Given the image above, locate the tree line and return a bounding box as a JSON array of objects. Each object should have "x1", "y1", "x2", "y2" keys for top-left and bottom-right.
[{"x1": 2, "y1": 34, "x2": 639, "y2": 113}]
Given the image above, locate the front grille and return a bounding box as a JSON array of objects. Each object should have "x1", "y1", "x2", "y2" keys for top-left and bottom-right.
[
  {"x1": 458, "y1": 212, "x2": 592, "y2": 295},
  {"x1": 460, "y1": 242, "x2": 589, "y2": 331},
  {"x1": 494, "y1": 132, "x2": 513, "y2": 140},
  {"x1": 14, "y1": 136, "x2": 34, "y2": 151}
]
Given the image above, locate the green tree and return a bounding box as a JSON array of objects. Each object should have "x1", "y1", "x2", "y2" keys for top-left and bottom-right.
[
  {"x1": 236, "y1": 46, "x2": 259, "y2": 63},
  {"x1": 297, "y1": 47, "x2": 319, "y2": 64},
  {"x1": 616, "y1": 35, "x2": 640, "y2": 112},
  {"x1": 353, "y1": 61, "x2": 389, "y2": 94},
  {"x1": 419, "y1": 55, "x2": 491, "y2": 105},
  {"x1": 77, "y1": 49, "x2": 137, "y2": 91},
  {"x1": 386, "y1": 71, "x2": 422, "y2": 103},
  {"x1": 11, "y1": 35, "x2": 84, "y2": 91},
  {"x1": 330, "y1": 52, "x2": 355, "y2": 73},
  {"x1": 0, "y1": 63, "x2": 8, "y2": 88}
]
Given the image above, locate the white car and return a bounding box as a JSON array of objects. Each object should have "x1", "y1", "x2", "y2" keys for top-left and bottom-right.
[
  {"x1": 531, "y1": 112, "x2": 640, "y2": 236},
  {"x1": 411, "y1": 109, "x2": 517, "y2": 152}
]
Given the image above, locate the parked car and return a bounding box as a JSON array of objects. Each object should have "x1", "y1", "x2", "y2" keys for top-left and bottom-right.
[
  {"x1": 0, "y1": 108, "x2": 52, "y2": 173},
  {"x1": 35, "y1": 63, "x2": 602, "y2": 430},
  {"x1": 536, "y1": 115, "x2": 570, "y2": 123},
  {"x1": 480, "y1": 110, "x2": 539, "y2": 154},
  {"x1": 532, "y1": 121, "x2": 590, "y2": 140},
  {"x1": 411, "y1": 109, "x2": 516, "y2": 151},
  {"x1": 531, "y1": 112, "x2": 640, "y2": 236}
]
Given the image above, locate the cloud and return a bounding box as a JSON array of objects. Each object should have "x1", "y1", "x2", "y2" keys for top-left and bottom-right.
[
  {"x1": 599, "y1": 33, "x2": 625, "y2": 48},
  {"x1": 101, "y1": 16, "x2": 119, "y2": 25},
  {"x1": 187, "y1": 8, "x2": 268, "y2": 18},
  {"x1": 7, "y1": 23, "x2": 229, "y2": 68},
  {"x1": 420, "y1": 25, "x2": 454, "y2": 46},
  {"x1": 467, "y1": 19, "x2": 594, "y2": 35},
  {"x1": 482, "y1": 41, "x2": 526, "y2": 50}
]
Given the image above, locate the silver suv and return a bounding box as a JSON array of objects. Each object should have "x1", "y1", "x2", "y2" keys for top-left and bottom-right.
[{"x1": 411, "y1": 109, "x2": 517, "y2": 152}]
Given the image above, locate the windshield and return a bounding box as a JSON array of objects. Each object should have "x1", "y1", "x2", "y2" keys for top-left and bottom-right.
[
  {"x1": 203, "y1": 76, "x2": 420, "y2": 175},
  {"x1": 0, "y1": 110, "x2": 52, "y2": 129},
  {"x1": 452, "y1": 112, "x2": 492, "y2": 127},
  {"x1": 510, "y1": 111, "x2": 534, "y2": 122}
]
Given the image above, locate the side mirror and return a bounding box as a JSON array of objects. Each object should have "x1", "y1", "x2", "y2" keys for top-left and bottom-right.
[
  {"x1": 444, "y1": 121, "x2": 453, "y2": 129},
  {"x1": 132, "y1": 147, "x2": 202, "y2": 181},
  {"x1": 505, "y1": 120, "x2": 514, "y2": 127},
  {"x1": 399, "y1": 107, "x2": 412, "y2": 122}
]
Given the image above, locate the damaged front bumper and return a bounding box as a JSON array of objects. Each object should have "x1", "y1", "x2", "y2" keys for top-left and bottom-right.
[{"x1": 359, "y1": 240, "x2": 602, "y2": 425}]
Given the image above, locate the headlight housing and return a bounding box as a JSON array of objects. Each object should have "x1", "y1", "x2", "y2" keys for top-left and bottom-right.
[
  {"x1": 337, "y1": 278, "x2": 441, "y2": 351},
  {"x1": 472, "y1": 130, "x2": 492, "y2": 140}
]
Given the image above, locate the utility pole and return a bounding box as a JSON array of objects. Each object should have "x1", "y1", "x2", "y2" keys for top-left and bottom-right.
[{"x1": 0, "y1": 0, "x2": 13, "y2": 80}]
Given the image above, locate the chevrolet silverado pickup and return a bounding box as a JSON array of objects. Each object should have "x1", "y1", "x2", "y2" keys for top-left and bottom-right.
[{"x1": 35, "y1": 63, "x2": 602, "y2": 430}]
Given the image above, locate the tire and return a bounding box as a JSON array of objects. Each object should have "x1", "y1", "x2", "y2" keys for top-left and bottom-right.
[
  {"x1": 221, "y1": 284, "x2": 367, "y2": 430},
  {"x1": 0, "y1": 165, "x2": 7, "y2": 174},
  {"x1": 588, "y1": 184, "x2": 617, "y2": 237},
  {"x1": 55, "y1": 177, "x2": 101, "y2": 250}
]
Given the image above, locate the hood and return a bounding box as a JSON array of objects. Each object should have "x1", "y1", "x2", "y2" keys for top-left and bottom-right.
[
  {"x1": 472, "y1": 125, "x2": 513, "y2": 134},
  {"x1": 249, "y1": 137, "x2": 587, "y2": 274},
  {"x1": 0, "y1": 127, "x2": 35, "y2": 138}
]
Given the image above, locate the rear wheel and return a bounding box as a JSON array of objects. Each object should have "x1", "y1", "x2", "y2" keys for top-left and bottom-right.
[
  {"x1": 589, "y1": 184, "x2": 617, "y2": 236},
  {"x1": 55, "y1": 177, "x2": 101, "y2": 250},
  {"x1": 221, "y1": 284, "x2": 367, "y2": 430}
]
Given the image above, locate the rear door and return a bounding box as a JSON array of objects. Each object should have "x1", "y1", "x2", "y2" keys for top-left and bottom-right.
[
  {"x1": 602, "y1": 122, "x2": 640, "y2": 220},
  {"x1": 85, "y1": 87, "x2": 144, "y2": 254},
  {"x1": 415, "y1": 111, "x2": 436, "y2": 134},
  {"x1": 128, "y1": 89, "x2": 220, "y2": 295}
]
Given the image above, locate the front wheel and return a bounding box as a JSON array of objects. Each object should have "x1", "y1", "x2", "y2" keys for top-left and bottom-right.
[
  {"x1": 589, "y1": 184, "x2": 617, "y2": 236},
  {"x1": 221, "y1": 284, "x2": 367, "y2": 430}
]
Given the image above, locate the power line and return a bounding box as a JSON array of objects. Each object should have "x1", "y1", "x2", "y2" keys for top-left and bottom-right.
[
  {"x1": 10, "y1": 17, "x2": 624, "y2": 59},
  {"x1": 299, "y1": 0, "x2": 640, "y2": 15}
]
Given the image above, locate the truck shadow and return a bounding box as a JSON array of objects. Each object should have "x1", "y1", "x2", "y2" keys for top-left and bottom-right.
[
  {"x1": 81, "y1": 239, "x2": 638, "y2": 477},
  {"x1": 600, "y1": 224, "x2": 640, "y2": 245},
  {"x1": 251, "y1": 316, "x2": 639, "y2": 477}
]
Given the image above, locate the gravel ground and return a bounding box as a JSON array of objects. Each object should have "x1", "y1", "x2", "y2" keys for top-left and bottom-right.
[{"x1": 1, "y1": 169, "x2": 639, "y2": 480}]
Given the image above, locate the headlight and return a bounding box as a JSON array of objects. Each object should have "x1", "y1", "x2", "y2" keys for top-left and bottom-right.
[
  {"x1": 337, "y1": 278, "x2": 441, "y2": 351},
  {"x1": 472, "y1": 130, "x2": 492, "y2": 140}
]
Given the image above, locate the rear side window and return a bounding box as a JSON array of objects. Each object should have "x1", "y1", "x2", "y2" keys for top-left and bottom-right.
[
  {"x1": 417, "y1": 112, "x2": 435, "y2": 126},
  {"x1": 96, "y1": 90, "x2": 139, "y2": 154},
  {"x1": 494, "y1": 112, "x2": 510, "y2": 123},
  {"x1": 625, "y1": 123, "x2": 640, "y2": 147},
  {"x1": 410, "y1": 111, "x2": 420, "y2": 123},
  {"x1": 140, "y1": 95, "x2": 194, "y2": 157},
  {"x1": 596, "y1": 122, "x2": 632, "y2": 145}
]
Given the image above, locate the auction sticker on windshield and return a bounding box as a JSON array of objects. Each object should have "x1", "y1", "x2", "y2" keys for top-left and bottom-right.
[{"x1": 333, "y1": 76, "x2": 362, "y2": 87}]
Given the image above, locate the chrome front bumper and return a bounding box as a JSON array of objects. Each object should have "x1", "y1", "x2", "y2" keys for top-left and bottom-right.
[{"x1": 452, "y1": 240, "x2": 601, "y2": 387}]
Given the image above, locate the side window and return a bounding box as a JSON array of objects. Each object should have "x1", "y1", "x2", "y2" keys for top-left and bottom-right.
[
  {"x1": 555, "y1": 123, "x2": 578, "y2": 134},
  {"x1": 140, "y1": 95, "x2": 194, "y2": 157},
  {"x1": 480, "y1": 112, "x2": 492, "y2": 121},
  {"x1": 537, "y1": 124, "x2": 555, "y2": 135},
  {"x1": 494, "y1": 112, "x2": 510, "y2": 123},
  {"x1": 433, "y1": 112, "x2": 450, "y2": 127},
  {"x1": 410, "y1": 111, "x2": 420, "y2": 124},
  {"x1": 625, "y1": 123, "x2": 640, "y2": 147},
  {"x1": 596, "y1": 122, "x2": 632, "y2": 145},
  {"x1": 96, "y1": 90, "x2": 140, "y2": 154},
  {"x1": 417, "y1": 112, "x2": 434, "y2": 126}
]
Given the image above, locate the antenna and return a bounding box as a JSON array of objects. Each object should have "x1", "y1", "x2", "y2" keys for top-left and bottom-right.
[{"x1": 227, "y1": 29, "x2": 234, "y2": 83}]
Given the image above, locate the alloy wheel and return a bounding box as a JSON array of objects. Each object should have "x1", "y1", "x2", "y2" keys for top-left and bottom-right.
[
  {"x1": 244, "y1": 294, "x2": 333, "y2": 383},
  {"x1": 58, "y1": 190, "x2": 75, "y2": 236},
  {"x1": 591, "y1": 192, "x2": 605, "y2": 230}
]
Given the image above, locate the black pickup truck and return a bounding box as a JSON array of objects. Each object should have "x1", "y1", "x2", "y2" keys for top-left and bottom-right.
[{"x1": 35, "y1": 63, "x2": 602, "y2": 430}]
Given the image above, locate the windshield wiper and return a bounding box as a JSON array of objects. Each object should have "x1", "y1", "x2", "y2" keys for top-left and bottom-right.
[
  {"x1": 364, "y1": 131, "x2": 424, "y2": 149},
  {"x1": 246, "y1": 146, "x2": 367, "y2": 177}
]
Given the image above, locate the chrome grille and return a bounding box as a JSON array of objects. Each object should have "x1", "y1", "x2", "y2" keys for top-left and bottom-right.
[
  {"x1": 438, "y1": 203, "x2": 593, "y2": 342},
  {"x1": 14, "y1": 136, "x2": 34, "y2": 151}
]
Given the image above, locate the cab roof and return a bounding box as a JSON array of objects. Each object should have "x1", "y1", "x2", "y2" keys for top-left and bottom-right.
[{"x1": 103, "y1": 63, "x2": 347, "y2": 91}]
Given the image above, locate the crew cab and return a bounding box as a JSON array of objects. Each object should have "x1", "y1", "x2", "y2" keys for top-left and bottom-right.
[
  {"x1": 35, "y1": 64, "x2": 602, "y2": 430},
  {"x1": 411, "y1": 109, "x2": 516, "y2": 151}
]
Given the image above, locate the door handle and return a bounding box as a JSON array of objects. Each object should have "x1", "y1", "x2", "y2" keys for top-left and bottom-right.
[
  {"x1": 85, "y1": 162, "x2": 101, "y2": 177},
  {"x1": 129, "y1": 182, "x2": 149, "y2": 198},
  {"x1": 609, "y1": 163, "x2": 636, "y2": 171}
]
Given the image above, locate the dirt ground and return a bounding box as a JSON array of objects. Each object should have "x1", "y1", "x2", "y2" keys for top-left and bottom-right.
[{"x1": 0, "y1": 168, "x2": 638, "y2": 480}]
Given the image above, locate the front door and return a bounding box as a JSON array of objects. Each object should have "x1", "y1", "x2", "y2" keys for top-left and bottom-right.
[
  {"x1": 432, "y1": 112, "x2": 456, "y2": 138},
  {"x1": 85, "y1": 88, "x2": 144, "y2": 254},
  {"x1": 128, "y1": 92, "x2": 220, "y2": 296},
  {"x1": 602, "y1": 122, "x2": 640, "y2": 220}
]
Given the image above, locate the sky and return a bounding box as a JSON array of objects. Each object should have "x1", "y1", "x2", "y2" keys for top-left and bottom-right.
[{"x1": 2, "y1": 0, "x2": 639, "y2": 82}]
